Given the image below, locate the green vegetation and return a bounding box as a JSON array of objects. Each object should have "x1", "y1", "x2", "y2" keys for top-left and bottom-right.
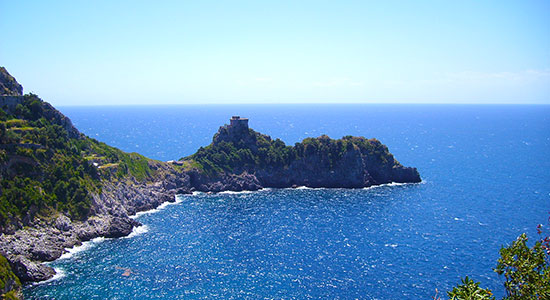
[
  {"x1": 494, "y1": 231, "x2": 550, "y2": 299},
  {"x1": 185, "y1": 128, "x2": 398, "y2": 176},
  {"x1": 445, "y1": 219, "x2": 550, "y2": 300},
  {"x1": 447, "y1": 277, "x2": 494, "y2": 300},
  {"x1": 0, "y1": 254, "x2": 20, "y2": 300},
  {"x1": 0, "y1": 94, "x2": 154, "y2": 228}
]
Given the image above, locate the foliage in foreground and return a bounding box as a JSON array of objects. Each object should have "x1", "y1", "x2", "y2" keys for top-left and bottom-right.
[
  {"x1": 445, "y1": 216, "x2": 550, "y2": 300},
  {"x1": 447, "y1": 277, "x2": 494, "y2": 300},
  {"x1": 495, "y1": 230, "x2": 550, "y2": 299}
]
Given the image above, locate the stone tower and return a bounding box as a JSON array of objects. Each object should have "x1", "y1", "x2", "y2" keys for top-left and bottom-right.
[{"x1": 229, "y1": 116, "x2": 249, "y2": 130}]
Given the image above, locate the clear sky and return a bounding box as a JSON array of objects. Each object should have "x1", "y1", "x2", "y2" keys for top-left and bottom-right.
[{"x1": 1, "y1": 0, "x2": 549, "y2": 105}]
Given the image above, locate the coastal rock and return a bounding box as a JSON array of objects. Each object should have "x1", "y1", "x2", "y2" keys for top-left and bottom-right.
[
  {"x1": 10, "y1": 255, "x2": 55, "y2": 282},
  {"x1": 29, "y1": 245, "x2": 63, "y2": 262},
  {"x1": 104, "y1": 217, "x2": 140, "y2": 238},
  {"x1": 54, "y1": 215, "x2": 73, "y2": 231},
  {"x1": 189, "y1": 170, "x2": 262, "y2": 192}
]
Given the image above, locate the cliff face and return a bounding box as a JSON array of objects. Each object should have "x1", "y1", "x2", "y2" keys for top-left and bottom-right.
[{"x1": 0, "y1": 254, "x2": 21, "y2": 300}]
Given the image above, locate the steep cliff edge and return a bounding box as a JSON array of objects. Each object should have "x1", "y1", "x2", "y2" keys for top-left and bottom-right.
[{"x1": 184, "y1": 116, "x2": 421, "y2": 191}]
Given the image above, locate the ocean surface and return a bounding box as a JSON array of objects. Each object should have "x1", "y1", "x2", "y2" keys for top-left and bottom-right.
[{"x1": 24, "y1": 104, "x2": 550, "y2": 299}]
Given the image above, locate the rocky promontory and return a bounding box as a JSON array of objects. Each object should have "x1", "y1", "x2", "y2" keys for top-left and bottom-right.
[{"x1": 184, "y1": 116, "x2": 421, "y2": 191}]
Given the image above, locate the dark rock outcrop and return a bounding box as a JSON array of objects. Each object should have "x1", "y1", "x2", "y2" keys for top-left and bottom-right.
[
  {"x1": 10, "y1": 256, "x2": 55, "y2": 282},
  {"x1": 0, "y1": 67, "x2": 22, "y2": 96}
]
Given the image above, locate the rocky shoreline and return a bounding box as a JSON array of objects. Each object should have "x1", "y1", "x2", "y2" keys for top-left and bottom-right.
[
  {"x1": 0, "y1": 160, "x2": 193, "y2": 284},
  {"x1": 0, "y1": 172, "x2": 422, "y2": 285}
]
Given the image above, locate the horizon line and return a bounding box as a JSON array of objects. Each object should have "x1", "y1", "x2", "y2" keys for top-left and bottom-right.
[{"x1": 55, "y1": 102, "x2": 550, "y2": 107}]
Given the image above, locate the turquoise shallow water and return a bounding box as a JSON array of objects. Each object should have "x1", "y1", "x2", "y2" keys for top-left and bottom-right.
[{"x1": 25, "y1": 105, "x2": 550, "y2": 299}]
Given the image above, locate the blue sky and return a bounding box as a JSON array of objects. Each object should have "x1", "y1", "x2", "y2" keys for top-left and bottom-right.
[{"x1": 1, "y1": 1, "x2": 549, "y2": 105}]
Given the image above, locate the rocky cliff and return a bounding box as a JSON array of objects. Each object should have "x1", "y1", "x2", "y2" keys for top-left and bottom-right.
[
  {"x1": 185, "y1": 117, "x2": 421, "y2": 190},
  {"x1": 0, "y1": 68, "x2": 22, "y2": 96}
]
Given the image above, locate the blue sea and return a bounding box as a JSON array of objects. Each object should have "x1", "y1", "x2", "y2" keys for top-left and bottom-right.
[{"x1": 24, "y1": 104, "x2": 550, "y2": 299}]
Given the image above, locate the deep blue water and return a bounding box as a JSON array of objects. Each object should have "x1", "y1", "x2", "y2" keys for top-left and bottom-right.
[{"x1": 25, "y1": 105, "x2": 550, "y2": 299}]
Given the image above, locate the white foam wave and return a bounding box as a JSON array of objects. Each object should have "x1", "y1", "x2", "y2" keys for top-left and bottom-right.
[
  {"x1": 157, "y1": 196, "x2": 182, "y2": 209},
  {"x1": 58, "y1": 236, "x2": 105, "y2": 260},
  {"x1": 363, "y1": 181, "x2": 423, "y2": 190},
  {"x1": 58, "y1": 242, "x2": 92, "y2": 260},
  {"x1": 384, "y1": 243, "x2": 398, "y2": 248},
  {"x1": 130, "y1": 196, "x2": 181, "y2": 219},
  {"x1": 36, "y1": 267, "x2": 66, "y2": 285},
  {"x1": 58, "y1": 237, "x2": 106, "y2": 259},
  {"x1": 385, "y1": 182, "x2": 409, "y2": 187},
  {"x1": 124, "y1": 225, "x2": 149, "y2": 239},
  {"x1": 192, "y1": 191, "x2": 203, "y2": 195},
  {"x1": 218, "y1": 190, "x2": 254, "y2": 195}
]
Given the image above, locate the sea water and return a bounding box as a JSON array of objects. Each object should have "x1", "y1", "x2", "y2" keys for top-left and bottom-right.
[{"x1": 24, "y1": 104, "x2": 550, "y2": 299}]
